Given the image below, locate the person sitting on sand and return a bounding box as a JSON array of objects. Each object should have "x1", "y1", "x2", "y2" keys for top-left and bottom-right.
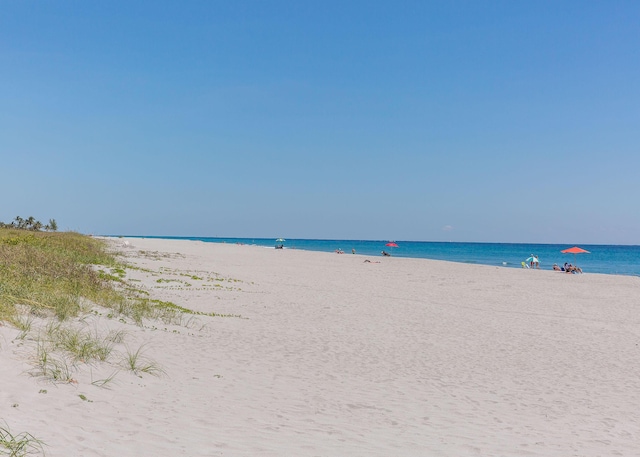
[
  {"x1": 553, "y1": 263, "x2": 561, "y2": 271},
  {"x1": 381, "y1": 250, "x2": 390, "y2": 256},
  {"x1": 335, "y1": 249, "x2": 344, "y2": 254}
]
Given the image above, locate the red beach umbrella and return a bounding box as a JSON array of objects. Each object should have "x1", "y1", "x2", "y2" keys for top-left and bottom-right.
[
  {"x1": 561, "y1": 246, "x2": 590, "y2": 254},
  {"x1": 382, "y1": 241, "x2": 398, "y2": 257},
  {"x1": 561, "y1": 246, "x2": 590, "y2": 266}
]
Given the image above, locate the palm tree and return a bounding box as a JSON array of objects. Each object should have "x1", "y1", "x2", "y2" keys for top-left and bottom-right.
[{"x1": 2, "y1": 216, "x2": 57, "y2": 231}]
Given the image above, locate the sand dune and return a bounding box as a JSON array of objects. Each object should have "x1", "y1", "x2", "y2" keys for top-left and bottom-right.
[{"x1": 2, "y1": 237, "x2": 639, "y2": 456}]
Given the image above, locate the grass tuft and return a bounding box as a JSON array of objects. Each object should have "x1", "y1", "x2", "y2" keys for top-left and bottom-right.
[
  {"x1": 91, "y1": 370, "x2": 119, "y2": 389},
  {"x1": 0, "y1": 424, "x2": 45, "y2": 457},
  {"x1": 29, "y1": 339, "x2": 75, "y2": 383},
  {"x1": 121, "y1": 345, "x2": 165, "y2": 377}
]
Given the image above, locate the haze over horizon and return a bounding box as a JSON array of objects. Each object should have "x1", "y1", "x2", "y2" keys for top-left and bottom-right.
[{"x1": 2, "y1": 1, "x2": 639, "y2": 245}]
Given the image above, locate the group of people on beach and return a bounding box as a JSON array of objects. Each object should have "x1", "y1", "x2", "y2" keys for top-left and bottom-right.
[
  {"x1": 523, "y1": 255, "x2": 584, "y2": 273},
  {"x1": 553, "y1": 263, "x2": 583, "y2": 274}
]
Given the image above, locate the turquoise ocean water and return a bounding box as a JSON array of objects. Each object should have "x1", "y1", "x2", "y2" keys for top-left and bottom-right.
[{"x1": 124, "y1": 236, "x2": 640, "y2": 277}]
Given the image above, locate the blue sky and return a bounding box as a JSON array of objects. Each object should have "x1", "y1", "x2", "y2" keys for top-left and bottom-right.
[{"x1": 2, "y1": 1, "x2": 639, "y2": 244}]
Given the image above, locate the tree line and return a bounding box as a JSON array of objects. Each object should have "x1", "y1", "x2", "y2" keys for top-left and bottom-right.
[{"x1": 0, "y1": 216, "x2": 58, "y2": 231}]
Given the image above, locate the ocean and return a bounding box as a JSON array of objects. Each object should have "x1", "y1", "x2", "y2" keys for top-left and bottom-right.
[{"x1": 120, "y1": 236, "x2": 640, "y2": 277}]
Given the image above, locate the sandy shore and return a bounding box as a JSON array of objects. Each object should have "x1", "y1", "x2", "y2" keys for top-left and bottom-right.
[{"x1": 2, "y1": 237, "x2": 640, "y2": 456}]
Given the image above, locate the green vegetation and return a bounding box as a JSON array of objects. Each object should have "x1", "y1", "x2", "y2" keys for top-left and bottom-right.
[
  {"x1": 122, "y1": 345, "x2": 165, "y2": 377},
  {"x1": 1, "y1": 227, "x2": 241, "y2": 388},
  {"x1": 0, "y1": 216, "x2": 57, "y2": 232},
  {"x1": 46, "y1": 323, "x2": 115, "y2": 362},
  {"x1": 0, "y1": 424, "x2": 45, "y2": 456},
  {"x1": 0, "y1": 228, "x2": 226, "y2": 324},
  {"x1": 150, "y1": 299, "x2": 242, "y2": 319},
  {"x1": 91, "y1": 371, "x2": 118, "y2": 388},
  {"x1": 0, "y1": 229, "x2": 124, "y2": 322},
  {"x1": 30, "y1": 339, "x2": 75, "y2": 382}
]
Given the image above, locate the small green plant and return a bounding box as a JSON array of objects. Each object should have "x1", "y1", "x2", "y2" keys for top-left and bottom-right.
[
  {"x1": 91, "y1": 370, "x2": 118, "y2": 389},
  {"x1": 30, "y1": 339, "x2": 75, "y2": 383},
  {"x1": 111, "y1": 267, "x2": 126, "y2": 278},
  {"x1": 122, "y1": 345, "x2": 164, "y2": 377},
  {"x1": 105, "y1": 329, "x2": 127, "y2": 344},
  {"x1": 55, "y1": 327, "x2": 114, "y2": 363},
  {"x1": 0, "y1": 423, "x2": 45, "y2": 457},
  {"x1": 11, "y1": 314, "x2": 34, "y2": 340}
]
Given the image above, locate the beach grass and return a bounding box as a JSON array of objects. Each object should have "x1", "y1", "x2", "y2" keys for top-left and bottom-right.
[
  {"x1": 30, "y1": 338, "x2": 76, "y2": 383},
  {"x1": 48, "y1": 324, "x2": 115, "y2": 363},
  {"x1": 0, "y1": 228, "x2": 210, "y2": 325},
  {"x1": 1, "y1": 229, "x2": 230, "y2": 391},
  {"x1": 91, "y1": 370, "x2": 119, "y2": 389},
  {"x1": 0, "y1": 424, "x2": 45, "y2": 457},
  {"x1": 0, "y1": 229, "x2": 123, "y2": 322},
  {"x1": 122, "y1": 345, "x2": 165, "y2": 377}
]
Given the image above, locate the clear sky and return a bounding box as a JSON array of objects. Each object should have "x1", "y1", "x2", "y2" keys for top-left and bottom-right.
[{"x1": 2, "y1": 1, "x2": 639, "y2": 244}]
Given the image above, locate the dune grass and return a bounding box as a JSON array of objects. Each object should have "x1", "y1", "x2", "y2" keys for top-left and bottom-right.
[
  {"x1": 122, "y1": 345, "x2": 165, "y2": 377},
  {"x1": 0, "y1": 229, "x2": 187, "y2": 326},
  {"x1": 0, "y1": 229, "x2": 179, "y2": 385},
  {"x1": 0, "y1": 423, "x2": 45, "y2": 456},
  {"x1": 45, "y1": 322, "x2": 115, "y2": 363},
  {"x1": 30, "y1": 339, "x2": 75, "y2": 383},
  {"x1": 0, "y1": 229, "x2": 125, "y2": 322}
]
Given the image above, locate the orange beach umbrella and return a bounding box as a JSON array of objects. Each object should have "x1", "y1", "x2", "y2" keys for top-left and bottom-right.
[
  {"x1": 561, "y1": 246, "x2": 590, "y2": 254},
  {"x1": 382, "y1": 241, "x2": 398, "y2": 256},
  {"x1": 561, "y1": 246, "x2": 590, "y2": 265}
]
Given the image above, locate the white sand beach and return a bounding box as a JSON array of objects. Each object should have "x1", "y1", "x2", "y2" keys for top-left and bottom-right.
[{"x1": 2, "y1": 237, "x2": 640, "y2": 456}]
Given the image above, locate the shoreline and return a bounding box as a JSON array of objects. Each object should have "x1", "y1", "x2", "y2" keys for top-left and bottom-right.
[
  {"x1": 103, "y1": 235, "x2": 640, "y2": 277},
  {"x1": 2, "y1": 236, "x2": 639, "y2": 456}
]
